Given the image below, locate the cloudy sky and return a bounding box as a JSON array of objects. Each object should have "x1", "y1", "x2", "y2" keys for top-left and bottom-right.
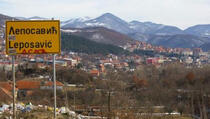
[{"x1": 0, "y1": 0, "x2": 210, "y2": 29}]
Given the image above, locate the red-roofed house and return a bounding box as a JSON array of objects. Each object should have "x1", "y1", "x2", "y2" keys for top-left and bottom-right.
[
  {"x1": 40, "y1": 81, "x2": 64, "y2": 90},
  {"x1": 90, "y1": 70, "x2": 100, "y2": 77},
  {"x1": 16, "y1": 80, "x2": 64, "y2": 90},
  {"x1": 16, "y1": 80, "x2": 64, "y2": 97},
  {"x1": 16, "y1": 80, "x2": 41, "y2": 98},
  {"x1": 16, "y1": 80, "x2": 40, "y2": 90}
]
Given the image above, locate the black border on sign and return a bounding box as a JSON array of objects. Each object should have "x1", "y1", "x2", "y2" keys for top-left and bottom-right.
[{"x1": 5, "y1": 20, "x2": 61, "y2": 55}]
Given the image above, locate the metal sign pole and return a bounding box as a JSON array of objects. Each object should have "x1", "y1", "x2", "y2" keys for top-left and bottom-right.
[
  {"x1": 51, "y1": 17, "x2": 57, "y2": 119},
  {"x1": 11, "y1": 18, "x2": 16, "y2": 119},
  {"x1": 53, "y1": 54, "x2": 57, "y2": 119},
  {"x1": 12, "y1": 55, "x2": 16, "y2": 119}
]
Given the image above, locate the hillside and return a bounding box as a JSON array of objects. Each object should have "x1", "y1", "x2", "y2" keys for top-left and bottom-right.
[
  {"x1": 61, "y1": 27, "x2": 136, "y2": 46},
  {"x1": 61, "y1": 33, "x2": 129, "y2": 55},
  {"x1": 147, "y1": 34, "x2": 206, "y2": 48},
  {"x1": 200, "y1": 43, "x2": 210, "y2": 52},
  {"x1": 185, "y1": 24, "x2": 210, "y2": 37}
]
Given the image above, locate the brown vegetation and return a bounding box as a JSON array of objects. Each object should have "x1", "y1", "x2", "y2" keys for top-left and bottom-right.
[{"x1": 0, "y1": 63, "x2": 210, "y2": 118}]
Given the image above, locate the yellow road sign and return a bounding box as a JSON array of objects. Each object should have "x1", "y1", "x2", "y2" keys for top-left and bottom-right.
[{"x1": 6, "y1": 20, "x2": 60, "y2": 55}]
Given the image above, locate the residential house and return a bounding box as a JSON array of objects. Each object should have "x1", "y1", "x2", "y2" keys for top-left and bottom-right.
[
  {"x1": 0, "y1": 61, "x2": 18, "y2": 71},
  {"x1": 181, "y1": 49, "x2": 193, "y2": 56},
  {"x1": 193, "y1": 48, "x2": 203, "y2": 57},
  {"x1": 146, "y1": 58, "x2": 159, "y2": 65},
  {"x1": 183, "y1": 57, "x2": 193, "y2": 64},
  {"x1": 16, "y1": 79, "x2": 64, "y2": 97},
  {"x1": 16, "y1": 80, "x2": 40, "y2": 97},
  {"x1": 99, "y1": 64, "x2": 105, "y2": 73},
  {"x1": 40, "y1": 81, "x2": 64, "y2": 90},
  {"x1": 90, "y1": 70, "x2": 100, "y2": 77}
]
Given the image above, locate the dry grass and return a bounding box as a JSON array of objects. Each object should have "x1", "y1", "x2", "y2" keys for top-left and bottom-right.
[
  {"x1": 1, "y1": 110, "x2": 193, "y2": 119},
  {"x1": 16, "y1": 109, "x2": 69, "y2": 119}
]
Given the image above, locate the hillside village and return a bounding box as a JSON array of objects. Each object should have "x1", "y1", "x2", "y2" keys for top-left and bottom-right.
[
  {"x1": 0, "y1": 22, "x2": 210, "y2": 95},
  {"x1": 0, "y1": 26, "x2": 210, "y2": 73},
  {"x1": 0, "y1": 13, "x2": 210, "y2": 119}
]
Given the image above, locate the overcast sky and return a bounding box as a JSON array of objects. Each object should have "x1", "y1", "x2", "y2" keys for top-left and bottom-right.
[{"x1": 0, "y1": 0, "x2": 210, "y2": 29}]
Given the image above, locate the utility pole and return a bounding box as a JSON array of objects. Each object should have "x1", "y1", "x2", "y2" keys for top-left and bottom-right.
[{"x1": 11, "y1": 18, "x2": 16, "y2": 119}]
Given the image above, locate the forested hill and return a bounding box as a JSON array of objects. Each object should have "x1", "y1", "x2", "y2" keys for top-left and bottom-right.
[{"x1": 61, "y1": 33, "x2": 129, "y2": 55}]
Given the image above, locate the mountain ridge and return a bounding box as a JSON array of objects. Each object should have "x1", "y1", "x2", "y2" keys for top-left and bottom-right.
[
  {"x1": 61, "y1": 27, "x2": 136, "y2": 46},
  {"x1": 185, "y1": 24, "x2": 210, "y2": 38},
  {"x1": 1, "y1": 13, "x2": 210, "y2": 51},
  {"x1": 62, "y1": 13, "x2": 183, "y2": 35}
]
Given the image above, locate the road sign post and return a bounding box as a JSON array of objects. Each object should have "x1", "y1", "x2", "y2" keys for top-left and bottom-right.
[
  {"x1": 53, "y1": 54, "x2": 57, "y2": 119},
  {"x1": 6, "y1": 20, "x2": 60, "y2": 119},
  {"x1": 12, "y1": 55, "x2": 16, "y2": 119}
]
